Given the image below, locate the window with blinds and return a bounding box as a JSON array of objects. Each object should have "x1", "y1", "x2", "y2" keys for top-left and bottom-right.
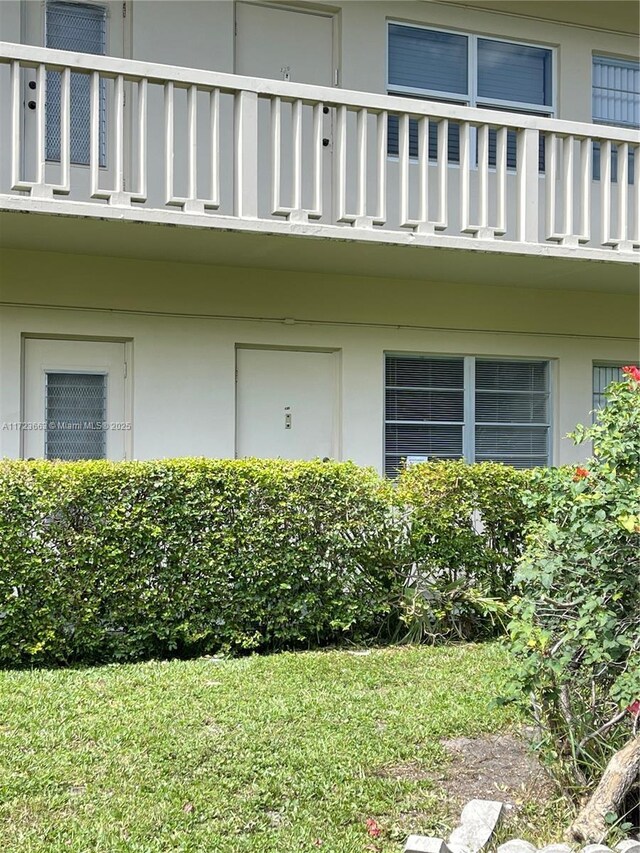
[
  {"x1": 385, "y1": 356, "x2": 465, "y2": 476},
  {"x1": 592, "y1": 56, "x2": 639, "y2": 183},
  {"x1": 475, "y1": 359, "x2": 550, "y2": 468},
  {"x1": 384, "y1": 354, "x2": 551, "y2": 475},
  {"x1": 387, "y1": 24, "x2": 553, "y2": 168},
  {"x1": 45, "y1": 1, "x2": 107, "y2": 166},
  {"x1": 592, "y1": 363, "x2": 625, "y2": 412}
]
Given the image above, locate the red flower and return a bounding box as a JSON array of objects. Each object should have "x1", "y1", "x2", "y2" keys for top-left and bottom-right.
[
  {"x1": 622, "y1": 365, "x2": 640, "y2": 383},
  {"x1": 627, "y1": 699, "x2": 640, "y2": 716},
  {"x1": 573, "y1": 467, "x2": 589, "y2": 481},
  {"x1": 365, "y1": 818, "x2": 382, "y2": 838}
]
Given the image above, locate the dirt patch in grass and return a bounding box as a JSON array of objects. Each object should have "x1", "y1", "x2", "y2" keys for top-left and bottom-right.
[
  {"x1": 379, "y1": 731, "x2": 555, "y2": 821},
  {"x1": 438, "y1": 732, "x2": 555, "y2": 811}
]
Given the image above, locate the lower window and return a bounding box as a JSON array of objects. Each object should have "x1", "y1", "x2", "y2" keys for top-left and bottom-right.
[
  {"x1": 385, "y1": 354, "x2": 551, "y2": 476},
  {"x1": 592, "y1": 363, "x2": 626, "y2": 412}
]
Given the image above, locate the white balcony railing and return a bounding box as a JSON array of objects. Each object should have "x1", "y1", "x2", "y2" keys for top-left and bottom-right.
[{"x1": 1, "y1": 41, "x2": 639, "y2": 258}]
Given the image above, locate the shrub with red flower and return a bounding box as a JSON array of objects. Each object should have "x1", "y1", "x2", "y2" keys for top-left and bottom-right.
[
  {"x1": 622, "y1": 365, "x2": 640, "y2": 383},
  {"x1": 573, "y1": 467, "x2": 589, "y2": 481}
]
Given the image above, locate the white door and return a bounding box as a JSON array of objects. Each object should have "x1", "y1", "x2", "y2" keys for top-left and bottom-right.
[
  {"x1": 235, "y1": 3, "x2": 334, "y2": 87},
  {"x1": 23, "y1": 338, "x2": 128, "y2": 460},
  {"x1": 235, "y1": 2, "x2": 335, "y2": 221},
  {"x1": 236, "y1": 348, "x2": 339, "y2": 460},
  {"x1": 20, "y1": 1, "x2": 127, "y2": 196}
]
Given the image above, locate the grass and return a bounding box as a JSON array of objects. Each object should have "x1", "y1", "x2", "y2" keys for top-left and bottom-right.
[{"x1": 0, "y1": 643, "x2": 568, "y2": 852}]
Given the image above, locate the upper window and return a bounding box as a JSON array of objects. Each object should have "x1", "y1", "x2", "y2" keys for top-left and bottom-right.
[
  {"x1": 387, "y1": 24, "x2": 553, "y2": 165},
  {"x1": 592, "y1": 56, "x2": 640, "y2": 128},
  {"x1": 591, "y1": 56, "x2": 638, "y2": 182},
  {"x1": 384, "y1": 354, "x2": 551, "y2": 476},
  {"x1": 388, "y1": 24, "x2": 554, "y2": 111}
]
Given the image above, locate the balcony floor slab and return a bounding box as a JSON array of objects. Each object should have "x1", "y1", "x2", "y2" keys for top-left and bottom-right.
[{"x1": 0, "y1": 200, "x2": 638, "y2": 295}]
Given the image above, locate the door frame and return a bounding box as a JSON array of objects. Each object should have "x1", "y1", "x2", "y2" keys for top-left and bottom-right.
[
  {"x1": 20, "y1": 333, "x2": 134, "y2": 460},
  {"x1": 234, "y1": 343, "x2": 342, "y2": 461}
]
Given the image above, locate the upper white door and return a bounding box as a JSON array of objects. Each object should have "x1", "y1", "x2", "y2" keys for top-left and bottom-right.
[
  {"x1": 20, "y1": 1, "x2": 127, "y2": 195},
  {"x1": 236, "y1": 347, "x2": 339, "y2": 460},
  {"x1": 235, "y1": 2, "x2": 334, "y2": 87},
  {"x1": 23, "y1": 338, "x2": 128, "y2": 460},
  {"x1": 235, "y1": 2, "x2": 335, "y2": 221}
]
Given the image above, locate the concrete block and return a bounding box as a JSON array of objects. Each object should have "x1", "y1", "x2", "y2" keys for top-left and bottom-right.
[
  {"x1": 615, "y1": 843, "x2": 640, "y2": 853},
  {"x1": 497, "y1": 840, "x2": 538, "y2": 853},
  {"x1": 539, "y1": 845, "x2": 572, "y2": 853},
  {"x1": 404, "y1": 836, "x2": 450, "y2": 853},
  {"x1": 448, "y1": 799, "x2": 504, "y2": 852}
]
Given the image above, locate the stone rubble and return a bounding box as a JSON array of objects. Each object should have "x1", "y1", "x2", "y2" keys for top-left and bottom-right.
[{"x1": 403, "y1": 798, "x2": 640, "y2": 853}]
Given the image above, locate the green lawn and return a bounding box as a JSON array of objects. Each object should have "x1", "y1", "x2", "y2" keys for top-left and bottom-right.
[{"x1": 0, "y1": 644, "x2": 567, "y2": 852}]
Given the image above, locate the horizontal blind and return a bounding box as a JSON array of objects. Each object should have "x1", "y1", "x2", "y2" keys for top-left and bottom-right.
[
  {"x1": 387, "y1": 27, "x2": 551, "y2": 170},
  {"x1": 592, "y1": 364, "x2": 624, "y2": 412},
  {"x1": 385, "y1": 355, "x2": 464, "y2": 476},
  {"x1": 46, "y1": 1, "x2": 107, "y2": 166},
  {"x1": 475, "y1": 360, "x2": 550, "y2": 468},
  {"x1": 388, "y1": 24, "x2": 469, "y2": 96},
  {"x1": 387, "y1": 114, "x2": 461, "y2": 162},
  {"x1": 477, "y1": 39, "x2": 552, "y2": 107},
  {"x1": 593, "y1": 56, "x2": 640, "y2": 127},
  {"x1": 45, "y1": 372, "x2": 107, "y2": 460}
]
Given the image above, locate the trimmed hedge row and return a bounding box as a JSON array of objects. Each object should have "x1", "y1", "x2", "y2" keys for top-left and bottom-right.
[
  {"x1": 0, "y1": 459, "x2": 404, "y2": 666},
  {"x1": 0, "y1": 458, "x2": 541, "y2": 666}
]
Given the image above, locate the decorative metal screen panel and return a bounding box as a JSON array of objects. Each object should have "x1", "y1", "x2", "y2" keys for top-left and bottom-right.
[
  {"x1": 45, "y1": 372, "x2": 107, "y2": 460},
  {"x1": 45, "y1": 1, "x2": 107, "y2": 166},
  {"x1": 593, "y1": 364, "x2": 624, "y2": 412}
]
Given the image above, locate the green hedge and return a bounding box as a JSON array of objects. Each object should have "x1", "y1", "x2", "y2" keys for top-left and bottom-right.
[
  {"x1": 0, "y1": 459, "x2": 405, "y2": 666},
  {"x1": 0, "y1": 457, "x2": 543, "y2": 666},
  {"x1": 394, "y1": 461, "x2": 539, "y2": 640}
]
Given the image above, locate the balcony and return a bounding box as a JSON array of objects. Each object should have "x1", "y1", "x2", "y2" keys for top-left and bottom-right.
[{"x1": 0, "y1": 41, "x2": 638, "y2": 283}]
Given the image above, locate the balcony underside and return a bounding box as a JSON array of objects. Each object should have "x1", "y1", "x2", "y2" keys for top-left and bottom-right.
[{"x1": 0, "y1": 202, "x2": 637, "y2": 294}]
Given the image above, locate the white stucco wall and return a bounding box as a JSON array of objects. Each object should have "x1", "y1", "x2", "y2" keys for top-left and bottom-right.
[{"x1": 1, "y1": 248, "x2": 637, "y2": 470}]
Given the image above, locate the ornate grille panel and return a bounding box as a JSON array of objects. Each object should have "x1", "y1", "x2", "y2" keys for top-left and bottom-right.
[
  {"x1": 45, "y1": 372, "x2": 107, "y2": 460},
  {"x1": 45, "y1": 1, "x2": 107, "y2": 166}
]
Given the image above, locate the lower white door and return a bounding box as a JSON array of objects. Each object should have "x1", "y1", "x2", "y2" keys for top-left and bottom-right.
[
  {"x1": 23, "y1": 338, "x2": 128, "y2": 460},
  {"x1": 236, "y1": 347, "x2": 338, "y2": 460}
]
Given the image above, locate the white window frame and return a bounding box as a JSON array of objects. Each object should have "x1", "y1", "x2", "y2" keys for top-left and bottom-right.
[
  {"x1": 383, "y1": 352, "x2": 554, "y2": 473},
  {"x1": 386, "y1": 21, "x2": 557, "y2": 145}
]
